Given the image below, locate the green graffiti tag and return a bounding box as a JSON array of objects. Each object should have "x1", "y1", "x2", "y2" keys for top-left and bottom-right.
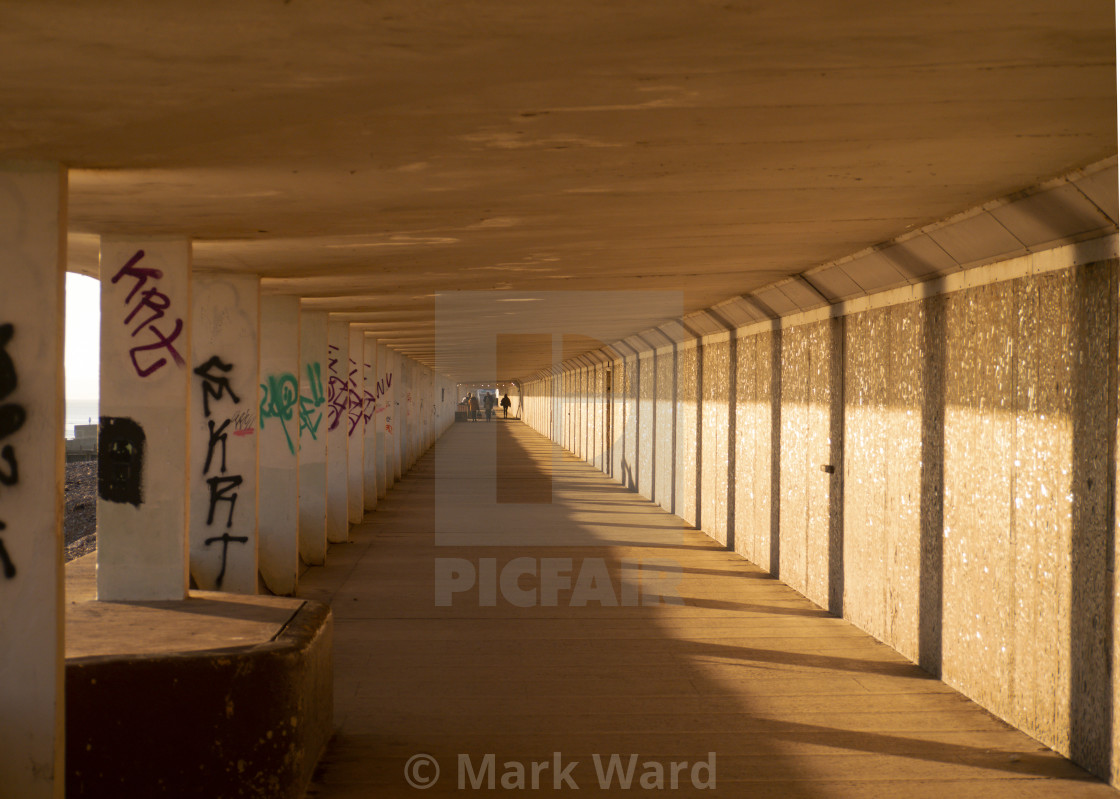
[
  {"x1": 299, "y1": 361, "x2": 326, "y2": 440},
  {"x1": 260, "y1": 372, "x2": 298, "y2": 454}
]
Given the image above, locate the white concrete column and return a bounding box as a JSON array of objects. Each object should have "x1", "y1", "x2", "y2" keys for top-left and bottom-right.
[
  {"x1": 188, "y1": 274, "x2": 259, "y2": 594},
  {"x1": 402, "y1": 357, "x2": 414, "y2": 470},
  {"x1": 376, "y1": 343, "x2": 393, "y2": 495},
  {"x1": 297, "y1": 310, "x2": 328, "y2": 565},
  {"x1": 346, "y1": 325, "x2": 364, "y2": 523},
  {"x1": 258, "y1": 296, "x2": 300, "y2": 595},
  {"x1": 362, "y1": 335, "x2": 379, "y2": 511},
  {"x1": 0, "y1": 163, "x2": 65, "y2": 799},
  {"x1": 423, "y1": 368, "x2": 433, "y2": 451},
  {"x1": 98, "y1": 236, "x2": 191, "y2": 601},
  {"x1": 326, "y1": 320, "x2": 349, "y2": 542},
  {"x1": 390, "y1": 349, "x2": 402, "y2": 482}
]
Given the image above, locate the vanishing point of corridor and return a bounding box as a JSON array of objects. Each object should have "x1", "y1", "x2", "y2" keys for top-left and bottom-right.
[{"x1": 300, "y1": 419, "x2": 1113, "y2": 798}]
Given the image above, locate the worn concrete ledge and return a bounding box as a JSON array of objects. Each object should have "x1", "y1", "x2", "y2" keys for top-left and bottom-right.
[{"x1": 64, "y1": 555, "x2": 333, "y2": 799}]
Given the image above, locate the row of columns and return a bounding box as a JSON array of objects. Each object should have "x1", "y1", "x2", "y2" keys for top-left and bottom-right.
[
  {"x1": 97, "y1": 244, "x2": 456, "y2": 600},
  {"x1": 0, "y1": 165, "x2": 458, "y2": 798}
]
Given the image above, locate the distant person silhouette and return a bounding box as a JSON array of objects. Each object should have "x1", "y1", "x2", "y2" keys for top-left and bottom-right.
[
  {"x1": 484, "y1": 392, "x2": 495, "y2": 422},
  {"x1": 500, "y1": 393, "x2": 511, "y2": 418}
]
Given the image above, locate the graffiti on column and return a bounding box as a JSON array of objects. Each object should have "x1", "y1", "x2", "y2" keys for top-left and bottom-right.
[
  {"x1": 194, "y1": 356, "x2": 241, "y2": 416},
  {"x1": 196, "y1": 355, "x2": 248, "y2": 588},
  {"x1": 326, "y1": 344, "x2": 348, "y2": 432},
  {"x1": 0, "y1": 324, "x2": 24, "y2": 579},
  {"x1": 368, "y1": 372, "x2": 393, "y2": 416},
  {"x1": 299, "y1": 361, "x2": 325, "y2": 440},
  {"x1": 111, "y1": 250, "x2": 186, "y2": 378},
  {"x1": 98, "y1": 416, "x2": 146, "y2": 506},
  {"x1": 260, "y1": 372, "x2": 298, "y2": 454},
  {"x1": 362, "y1": 387, "x2": 376, "y2": 425},
  {"x1": 347, "y1": 357, "x2": 363, "y2": 437},
  {"x1": 232, "y1": 409, "x2": 255, "y2": 436},
  {"x1": 359, "y1": 361, "x2": 377, "y2": 428}
]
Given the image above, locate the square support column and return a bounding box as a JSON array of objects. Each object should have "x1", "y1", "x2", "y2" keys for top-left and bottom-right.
[
  {"x1": 362, "y1": 335, "x2": 379, "y2": 511},
  {"x1": 98, "y1": 236, "x2": 191, "y2": 601},
  {"x1": 398, "y1": 349, "x2": 407, "y2": 479},
  {"x1": 402, "y1": 357, "x2": 413, "y2": 470},
  {"x1": 258, "y1": 296, "x2": 299, "y2": 595},
  {"x1": 188, "y1": 274, "x2": 259, "y2": 594},
  {"x1": 0, "y1": 163, "x2": 66, "y2": 799},
  {"x1": 298, "y1": 311, "x2": 328, "y2": 565},
  {"x1": 346, "y1": 325, "x2": 364, "y2": 524},
  {"x1": 326, "y1": 320, "x2": 349, "y2": 542},
  {"x1": 375, "y1": 342, "x2": 392, "y2": 497}
]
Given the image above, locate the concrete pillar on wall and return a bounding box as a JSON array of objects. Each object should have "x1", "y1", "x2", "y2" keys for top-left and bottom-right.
[
  {"x1": 258, "y1": 296, "x2": 300, "y2": 595},
  {"x1": 98, "y1": 236, "x2": 191, "y2": 602},
  {"x1": 402, "y1": 357, "x2": 413, "y2": 469},
  {"x1": 426, "y1": 370, "x2": 434, "y2": 450},
  {"x1": 0, "y1": 163, "x2": 65, "y2": 799},
  {"x1": 417, "y1": 366, "x2": 426, "y2": 454},
  {"x1": 397, "y1": 356, "x2": 407, "y2": 471},
  {"x1": 375, "y1": 342, "x2": 390, "y2": 498},
  {"x1": 346, "y1": 325, "x2": 364, "y2": 524},
  {"x1": 390, "y1": 349, "x2": 402, "y2": 482},
  {"x1": 188, "y1": 274, "x2": 259, "y2": 594},
  {"x1": 325, "y1": 320, "x2": 349, "y2": 542},
  {"x1": 297, "y1": 311, "x2": 328, "y2": 565},
  {"x1": 362, "y1": 335, "x2": 378, "y2": 511}
]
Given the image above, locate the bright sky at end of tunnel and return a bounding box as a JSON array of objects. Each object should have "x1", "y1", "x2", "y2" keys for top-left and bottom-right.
[{"x1": 65, "y1": 272, "x2": 100, "y2": 401}]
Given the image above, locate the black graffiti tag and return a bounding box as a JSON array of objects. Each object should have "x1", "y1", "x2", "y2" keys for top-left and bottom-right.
[
  {"x1": 0, "y1": 523, "x2": 14, "y2": 580},
  {"x1": 206, "y1": 475, "x2": 243, "y2": 528},
  {"x1": 194, "y1": 356, "x2": 241, "y2": 418},
  {"x1": 204, "y1": 532, "x2": 249, "y2": 589},
  {"x1": 0, "y1": 446, "x2": 16, "y2": 487},
  {"x1": 195, "y1": 356, "x2": 248, "y2": 588},
  {"x1": 204, "y1": 418, "x2": 231, "y2": 475},
  {"x1": 0, "y1": 323, "x2": 24, "y2": 580},
  {"x1": 99, "y1": 417, "x2": 145, "y2": 506}
]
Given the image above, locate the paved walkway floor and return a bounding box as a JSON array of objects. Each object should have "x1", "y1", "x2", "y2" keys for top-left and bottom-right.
[{"x1": 301, "y1": 420, "x2": 1116, "y2": 798}]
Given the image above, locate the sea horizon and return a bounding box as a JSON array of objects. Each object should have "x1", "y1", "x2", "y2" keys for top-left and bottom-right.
[{"x1": 65, "y1": 397, "x2": 99, "y2": 439}]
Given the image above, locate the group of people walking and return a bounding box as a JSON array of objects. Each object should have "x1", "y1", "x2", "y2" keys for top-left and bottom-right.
[{"x1": 464, "y1": 392, "x2": 512, "y2": 421}]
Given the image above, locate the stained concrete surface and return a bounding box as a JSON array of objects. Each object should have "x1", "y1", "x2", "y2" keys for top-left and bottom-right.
[
  {"x1": 66, "y1": 552, "x2": 304, "y2": 658},
  {"x1": 300, "y1": 420, "x2": 1116, "y2": 798},
  {"x1": 64, "y1": 552, "x2": 334, "y2": 799}
]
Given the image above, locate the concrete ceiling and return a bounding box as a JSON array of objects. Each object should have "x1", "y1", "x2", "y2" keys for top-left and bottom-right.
[{"x1": 1, "y1": 0, "x2": 1115, "y2": 382}]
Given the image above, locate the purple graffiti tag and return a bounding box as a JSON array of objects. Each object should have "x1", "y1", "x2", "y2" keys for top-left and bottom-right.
[
  {"x1": 111, "y1": 250, "x2": 161, "y2": 302},
  {"x1": 129, "y1": 317, "x2": 185, "y2": 377},
  {"x1": 347, "y1": 359, "x2": 363, "y2": 437},
  {"x1": 113, "y1": 250, "x2": 185, "y2": 378},
  {"x1": 326, "y1": 345, "x2": 348, "y2": 432}
]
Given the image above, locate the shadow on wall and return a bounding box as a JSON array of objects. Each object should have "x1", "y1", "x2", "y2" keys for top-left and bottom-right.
[{"x1": 525, "y1": 252, "x2": 1120, "y2": 785}]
